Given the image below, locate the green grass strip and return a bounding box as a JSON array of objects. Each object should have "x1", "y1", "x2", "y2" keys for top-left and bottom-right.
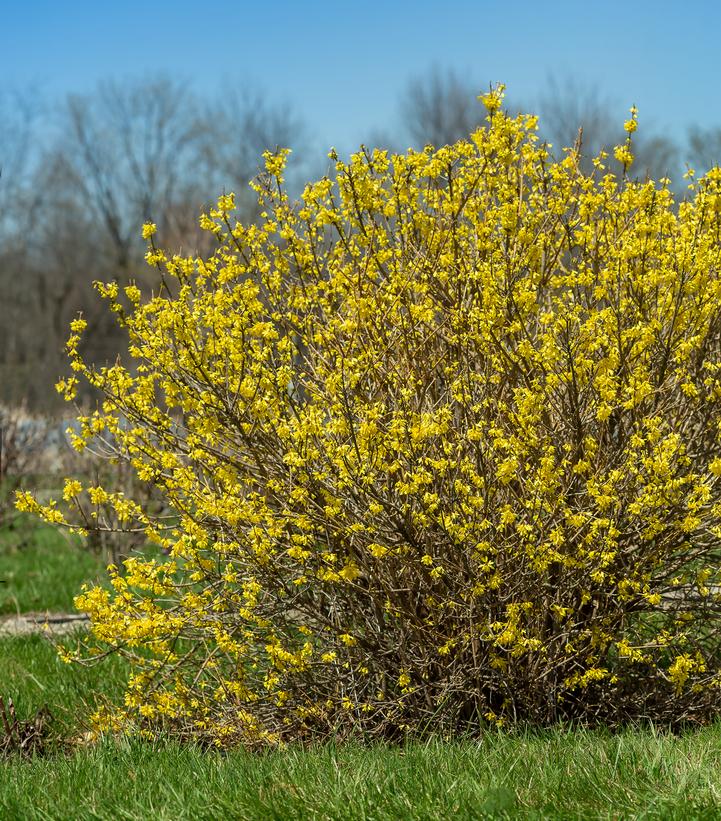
[{"x1": 3, "y1": 728, "x2": 721, "y2": 820}]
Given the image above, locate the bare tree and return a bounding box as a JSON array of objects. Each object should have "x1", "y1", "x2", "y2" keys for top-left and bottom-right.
[
  {"x1": 0, "y1": 76, "x2": 311, "y2": 411},
  {"x1": 53, "y1": 76, "x2": 205, "y2": 277},
  {"x1": 197, "y1": 85, "x2": 308, "y2": 218},
  {"x1": 537, "y1": 75, "x2": 680, "y2": 182},
  {"x1": 537, "y1": 77, "x2": 616, "y2": 160},
  {"x1": 400, "y1": 66, "x2": 487, "y2": 148},
  {"x1": 0, "y1": 88, "x2": 44, "y2": 239},
  {"x1": 0, "y1": 90, "x2": 50, "y2": 408},
  {"x1": 687, "y1": 126, "x2": 721, "y2": 175}
]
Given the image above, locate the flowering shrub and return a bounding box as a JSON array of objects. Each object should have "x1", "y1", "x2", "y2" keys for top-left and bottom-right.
[
  {"x1": 18, "y1": 88, "x2": 721, "y2": 743},
  {"x1": 65, "y1": 450, "x2": 170, "y2": 565}
]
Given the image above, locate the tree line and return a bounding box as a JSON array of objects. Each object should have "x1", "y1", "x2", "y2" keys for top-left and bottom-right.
[{"x1": 1, "y1": 69, "x2": 719, "y2": 412}]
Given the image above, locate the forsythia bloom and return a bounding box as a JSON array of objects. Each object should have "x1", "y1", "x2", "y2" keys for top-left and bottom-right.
[
  {"x1": 614, "y1": 143, "x2": 634, "y2": 167},
  {"x1": 624, "y1": 105, "x2": 638, "y2": 133},
  {"x1": 19, "y1": 86, "x2": 721, "y2": 744}
]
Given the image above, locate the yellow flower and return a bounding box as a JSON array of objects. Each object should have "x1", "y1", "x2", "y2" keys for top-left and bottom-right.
[
  {"x1": 217, "y1": 193, "x2": 235, "y2": 213},
  {"x1": 614, "y1": 143, "x2": 634, "y2": 168},
  {"x1": 62, "y1": 479, "x2": 83, "y2": 501},
  {"x1": 624, "y1": 105, "x2": 638, "y2": 133}
]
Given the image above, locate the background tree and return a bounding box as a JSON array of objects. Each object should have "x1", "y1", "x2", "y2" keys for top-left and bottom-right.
[
  {"x1": 397, "y1": 69, "x2": 681, "y2": 181},
  {"x1": 1, "y1": 69, "x2": 720, "y2": 413},
  {"x1": 536, "y1": 75, "x2": 680, "y2": 181},
  {"x1": 197, "y1": 85, "x2": 308, "y2": 220},
  {"x1": 687, "y1": 126, "x2": 721, "y2": 176},
  {"x1": 400, "y1": 66, "x2": 488, "y2": 148},
  {"x1": 0, "y1": 77, "x2": 307, "y2": 411},
  {"x1": 0, "y1": 89, "x2": 47, "y2": 407}
]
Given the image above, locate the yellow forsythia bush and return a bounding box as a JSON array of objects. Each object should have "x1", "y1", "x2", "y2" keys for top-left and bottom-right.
[{"x1": 18, "y1": 88, "x2": 721, "y2": 743}]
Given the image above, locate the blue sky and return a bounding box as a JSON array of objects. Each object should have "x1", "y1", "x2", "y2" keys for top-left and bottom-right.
[{"x1": 2, "y1": 0, "x2": 720, "y2": 154}]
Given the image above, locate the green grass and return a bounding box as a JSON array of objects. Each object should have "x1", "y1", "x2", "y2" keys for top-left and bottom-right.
[
  {"x1": 2, "y1": 728, "x2": 721, "y2": 819},
  {"x1": 0, "y1": 634, "x2": 129, "y2": 739},
  {"x1": 0, "y1": 518, "x2": 128, "y2": 745},
  {"x1": 0, "y1": 518, "x2": 108, "y2": 615},
  {"x1": 4, "y1": 519, "x2": 721, "y2": 819}
]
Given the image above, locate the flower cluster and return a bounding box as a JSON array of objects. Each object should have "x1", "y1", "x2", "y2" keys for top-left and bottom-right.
[{"x1": 19, "y1": 88, "x2": 721, "y2": 742}]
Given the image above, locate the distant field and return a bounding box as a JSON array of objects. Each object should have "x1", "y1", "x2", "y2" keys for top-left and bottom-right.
[{"x1": 3, "y1": 520, "x2": 721, "y2": 819}]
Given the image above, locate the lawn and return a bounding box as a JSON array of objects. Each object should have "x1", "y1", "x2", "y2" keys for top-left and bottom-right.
[
  {"x1": 3, "y1": 520, "x2": 721, "y2": 819},
  {"x1": 0, "y1": 516, "x2": 108, "y2": 615},
  {"x1": 4, "y1": 726, "x2": 721, "y2": 819}
]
